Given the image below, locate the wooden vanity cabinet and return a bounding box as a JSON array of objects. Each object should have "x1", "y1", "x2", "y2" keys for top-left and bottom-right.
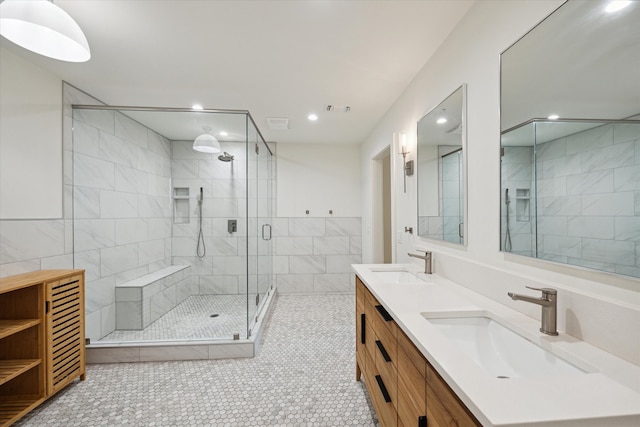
[
  {"x1": 356, "y1": 276, "x2": 398, "y2": 427},
  {"x1": 0, "y1": 270, "x2": 85, "y2": 427},
  {"x1": 356, "y1": 275, "x2": 480, "y2": 427}
]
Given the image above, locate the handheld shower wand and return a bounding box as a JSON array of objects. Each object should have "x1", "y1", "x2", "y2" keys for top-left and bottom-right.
[
  {"x1": 196, "y1": 187, "x2": 206, "y2": 258},
  {"x1": 504, "y1": 188, "x2": 512, "y2": 252}
]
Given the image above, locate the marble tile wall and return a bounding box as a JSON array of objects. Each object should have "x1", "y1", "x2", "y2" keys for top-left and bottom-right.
[
  {"x1": 502, "y1": 123, "x2": 639, "y2": 277},
  {"x1": 71, "y1": 91, "x2": 175, "y2": 341},
  {"x1": 441, "y1": 151, "x2": 463, "y2": 244},
  {"x1": 170, "y1": 139, "x2": 278, "y2": 318},
  {"x1": 536, "y1": 122, "x2": 640, "y2": 277},
  {"x1": 171, "y1": 140, "x2": 249, "y2": 296},
  {"x1": 115, "y1": 265, "x2": 191, "y2": 330},
  {"x1": 501, "y1": 146, "x2": 535, "y2": 256},
  {"x1": 418, "y1": 147, "x2": 463, "y2": 243},
  {"x1": 273, "y1": 217, "x2": 362, "y2": 293}
]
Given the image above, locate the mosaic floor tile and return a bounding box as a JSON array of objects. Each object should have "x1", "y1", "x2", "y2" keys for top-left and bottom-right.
[
  {"x1": 16, "y1": 294, "x2": 379, "y2": 426},
  {"x1": 100, "y1": 295, "x2": 248, "y2": 342}
]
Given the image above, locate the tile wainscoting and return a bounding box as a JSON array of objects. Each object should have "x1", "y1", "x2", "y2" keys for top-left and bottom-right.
[{"x1": 273, "y1": 217, "x2": 362, "y2": 294}]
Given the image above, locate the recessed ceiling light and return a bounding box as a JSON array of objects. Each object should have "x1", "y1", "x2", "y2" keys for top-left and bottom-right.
[
  {"x1": 192, "y1": 104, "x2": 203, "y2": 110},
  {"x1": 436, "y1": 118, "x2": 447, "y2": 124},
  {"x1": 605, "y1": 1, "x2": 631, "y2": 13},
  {"x1": 547, "y1": 114, "x2": 559, "y2": 120},
  {"x1": 308, "y1": 114, "x2": 318, "y2": 121},
  {"x1": 219, "y1": 131, "x2": 228, "y2": 137}
]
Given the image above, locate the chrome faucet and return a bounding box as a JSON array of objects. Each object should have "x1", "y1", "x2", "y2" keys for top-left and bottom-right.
[
  {"x1": 508, "y1": 286, "x2": 558, "y2": 336},
  {"x1": 408, "y1": 251, "x2": 432, "y2": 274}
]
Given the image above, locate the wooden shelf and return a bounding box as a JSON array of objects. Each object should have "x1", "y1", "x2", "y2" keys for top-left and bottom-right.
[
  {"x1": 0, "y1": 398, "x2": 44, "y2": 427},
  {"x1": 0, "y1": 359, "x2": 41, "y2": 386},
  {"x1": 0, "y1": 319, "x2": 40, "y2": 340},
  {"x1": 1, "y1": 269, "x2": 85, "y2": 426}
]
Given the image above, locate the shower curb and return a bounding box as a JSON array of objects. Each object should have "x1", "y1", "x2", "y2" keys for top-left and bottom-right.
[{"x1": 86, "y1": 288, "x2": 278, "y2": 364}]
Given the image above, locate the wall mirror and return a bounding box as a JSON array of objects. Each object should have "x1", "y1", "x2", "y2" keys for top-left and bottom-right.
[
  {"x1": 417, "y1": 85, "x2": 467, "y2": 245},
  {"x1": 500, "y1": 0, "x2": 640, "y2": 278}
]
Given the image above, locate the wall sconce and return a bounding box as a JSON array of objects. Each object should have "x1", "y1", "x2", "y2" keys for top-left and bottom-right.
[{"x1": 399, "y1": 132, "x2": 414, "y2": 193}]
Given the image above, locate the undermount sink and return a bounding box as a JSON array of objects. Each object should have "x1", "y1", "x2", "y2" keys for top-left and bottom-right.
[{"x1": 422, "y1": 312, "x2": 592, "y2": 379}]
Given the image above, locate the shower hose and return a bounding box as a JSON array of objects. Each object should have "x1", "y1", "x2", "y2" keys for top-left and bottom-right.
[
  {"x1": 196, "y1": 196, "x2": 206, "y2": 258},
  {"x1": 504, "y1": 188, "x2": 512, "y2": 252}
]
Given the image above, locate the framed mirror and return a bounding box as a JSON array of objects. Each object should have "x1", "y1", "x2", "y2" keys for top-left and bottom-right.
[
  {"x1": 500, "y1": 0, "x2": 640, "y2": 278},
  {"x1": 417, "y1": 85, "x2": 467, "y2": 245}
]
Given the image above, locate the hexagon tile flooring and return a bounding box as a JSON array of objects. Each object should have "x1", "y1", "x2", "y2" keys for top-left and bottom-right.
[{"x1": 16, "y1": 294, "x2": 380, "y2": 427}]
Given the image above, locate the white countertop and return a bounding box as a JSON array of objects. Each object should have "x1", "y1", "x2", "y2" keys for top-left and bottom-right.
[{"x1": 352, "y1": 263, "x2": 640, "y2": 427}]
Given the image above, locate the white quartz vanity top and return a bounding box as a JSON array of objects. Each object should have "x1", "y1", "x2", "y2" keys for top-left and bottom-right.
[{"x1": 352, "y1": 264, "x2": 640, "y2": 427}]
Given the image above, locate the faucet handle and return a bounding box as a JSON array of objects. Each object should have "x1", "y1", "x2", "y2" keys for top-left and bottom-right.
[{"x1": 525, "y1": 286, "x2": 557, "y2": 295}]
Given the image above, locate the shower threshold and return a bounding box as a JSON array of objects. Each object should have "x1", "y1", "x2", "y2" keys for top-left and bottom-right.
[{"x1": 86, "y1": 288, "x2": 277, "y2": 363}]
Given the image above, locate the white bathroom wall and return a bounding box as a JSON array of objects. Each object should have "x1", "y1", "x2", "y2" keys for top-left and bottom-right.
[
  {"x1": 0, "y1": 50, "x2": 73, "y2": 276},
  {"x1": 360, "y1": 0, "x2": 640, "y2": 365},
  {"x1": 0, "y1": 47, "x2": 63, "y2": 219},
  {"x1": 277, "y1": 143, "x2": 361, "y2": 218},
  {"x1": 275, "y1": 143, "x2": 363, "y2": 292}
]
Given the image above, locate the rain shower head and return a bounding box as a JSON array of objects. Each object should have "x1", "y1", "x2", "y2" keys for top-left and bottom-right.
[{"x1": 218, "y1": 152, "x2": 234, "y2": 162}]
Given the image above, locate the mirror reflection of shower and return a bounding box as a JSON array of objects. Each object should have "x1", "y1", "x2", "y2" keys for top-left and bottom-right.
[
  {"x1": 504, "y1": 188, "x2": 512, "y2": 252},
  {"x1": 196, "y1": 187, "x2": 206, "y2": 258},
  {"x1": 218, "y1": 152, "x2": 234, "y2": 162}
]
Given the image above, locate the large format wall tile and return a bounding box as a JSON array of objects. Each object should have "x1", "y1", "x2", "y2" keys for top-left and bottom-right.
[
  {"x1": 0, "y1": 220, "x2": 65, "y2": 263},
  {"x1": 74, "y1": 154, "x2": 115, "y2": 190}
]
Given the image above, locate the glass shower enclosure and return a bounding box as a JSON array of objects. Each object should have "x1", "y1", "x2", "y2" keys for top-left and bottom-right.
[
  {"x1": 71, "y1": 105, "x2": 275, "y2": 344},
  {"x1": 500, "y1": 118, "x2": 640, "y2": 278}
]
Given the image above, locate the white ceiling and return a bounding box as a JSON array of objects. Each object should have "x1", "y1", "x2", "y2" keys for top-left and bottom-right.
[{"x1": 0, "y1": 0, "x2": 474, "y2": 144}]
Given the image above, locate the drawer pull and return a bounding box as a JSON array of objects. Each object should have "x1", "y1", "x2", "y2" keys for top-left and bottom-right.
[
  {"x1": 375, "y1": 340, "x2": 391, "y2": 363},
  {"x1": 361, "y1": 313, "x2": 366, "y2": 344},
  {"x1": 418, "y1": 415, "x2": 427, "y2": 427},
  {"x1": 375, "y1": 375, "x2": 392, "y2": 403},
  {"x1": 375, "y1": 304, "x2": 393, "y2": 322}
]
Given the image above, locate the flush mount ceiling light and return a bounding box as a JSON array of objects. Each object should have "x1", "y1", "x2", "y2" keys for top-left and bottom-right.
[
  {"x1": 436, "y1": 117, "x2": 448, "y2": 124},
  {"x1": 0, "y1": 0, "x2": 91, "y2": 62},
  {"x1": 605, "y1": 1, "x2": 631, "y2": 13},
  {"x1": 308, "y1": 114, "x2": 318, "y2": 121},
  {"x1": 191, "y1": 104, "x2": 203, "y2": 110},
  {"x1": 193, "y1": 126, "x2": 221, "y2": 153},
  {"x1": 547, "y1": 114, "x2": 560, "y2": 120}
]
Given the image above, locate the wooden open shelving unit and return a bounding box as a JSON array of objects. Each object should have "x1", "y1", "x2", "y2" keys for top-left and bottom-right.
[{"x1": 0, "y1": 270, "x2": 85, "y2": 427}]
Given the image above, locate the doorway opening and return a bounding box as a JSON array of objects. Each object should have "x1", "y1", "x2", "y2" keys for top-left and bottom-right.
[{"x1": 372, "y1": 146, "x2": 392, "y2": 263}]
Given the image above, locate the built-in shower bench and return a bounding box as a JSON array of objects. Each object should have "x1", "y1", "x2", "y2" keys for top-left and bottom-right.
[{"x1": 115, "y1": 265, "x2": 192, "y2": 330}]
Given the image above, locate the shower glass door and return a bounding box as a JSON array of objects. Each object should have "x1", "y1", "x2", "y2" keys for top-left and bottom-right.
[
  {"x1": 246, "y1": 117, "x2": 274, "y2": 337},
  {"x1": 441, "y1": 149, "x2": 463, "y2": 244}
]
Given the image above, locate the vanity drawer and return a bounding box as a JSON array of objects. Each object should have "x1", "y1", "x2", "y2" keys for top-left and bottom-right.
[
  {"x1": 397, "y1": 345, "x2": 426, "y2": 427},
  {"x1": 368, "y1": 368, "x2": 397, "y2": 426},
  {"x1": 376, "y1": 342, "x2": 398, "y2": 410},
  {"x1": 398, "y1": 330, "x2": 426, "y2": 378},
  {"x1": 364, "y1": 315, "x2": 377, "y2": 361},
  {"x1": 426, "y1": 363, "x2": 480, "y2": 427},
  {"x1": 374, "y1": 316, "x2": 397, "y2": 366}
]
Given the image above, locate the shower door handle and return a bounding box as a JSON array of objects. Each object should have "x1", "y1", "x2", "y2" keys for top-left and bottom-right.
[
  {"x1": 261, "y1": 224, "x2": 272, "y2": 241},
  {"x1": 459, "y1": 222, "x2": 464, "y2": 238}
]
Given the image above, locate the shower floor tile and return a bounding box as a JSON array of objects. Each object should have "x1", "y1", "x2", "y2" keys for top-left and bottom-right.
[
  {"x1": 16, "y1": 294, "x2": 379, "y2": 427},
  {"x1": 99, "y1": 295, "x2": 248, "y2": 342}
]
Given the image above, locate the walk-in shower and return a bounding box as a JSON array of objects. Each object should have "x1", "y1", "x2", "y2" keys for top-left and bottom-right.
[
  {"x1": 71, "y1": 103, "x2": 276, "y2": 359},
  {"x1": 500, "y1": 118, "x2": 640, "y2": 278}
]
